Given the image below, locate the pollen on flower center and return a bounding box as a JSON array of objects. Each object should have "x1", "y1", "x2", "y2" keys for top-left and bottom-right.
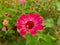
[{"x1": 25, "y1": 21, "x2": 34, "y2": 29}]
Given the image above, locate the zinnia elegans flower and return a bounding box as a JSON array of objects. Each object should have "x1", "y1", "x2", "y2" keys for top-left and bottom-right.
[
  {"x1": 2, "y1": 26, "x2": 7, "y2": 31},
  {"x1": 16, "y1": 13, "x2": 44, "y2": 36},
  {"x1": 2, "y1": 20, "x2": 8, "y2": 26},
  {"x1": 19, "y1": 0, "x2": 25, "y2": 4},
  {"x1": 4, "y1": 12, "x2": 9, "y2": 17}
]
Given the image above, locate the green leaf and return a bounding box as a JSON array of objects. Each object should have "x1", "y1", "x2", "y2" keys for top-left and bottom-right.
[
  {"x1": 39, "y1": 34, "x2": 54, "y2": 45},
  {"x1": 56, "y1": 40, "x2": 60, "y2": 45},
  {"x1": 17, "y1": 37, "x2": 26, "y2": 45},
  {"x1": 5, "y1": 30, "x2": 14, "y2": 35},
  {"x1": 24, "y1": 33, "x2": 39, "y2": 45},
  {"x1": 37, "y1": 30, "x2": 56, "y2": 45},
  {"x1": 56, "y1": 2, "x2": 60, "y2": 11},
  {"x1": 43, "y1": 18, "x2": 54, "y2": 27},
  {"x1": 57, "y1": 16, "x2": 60, "y2": 26}
]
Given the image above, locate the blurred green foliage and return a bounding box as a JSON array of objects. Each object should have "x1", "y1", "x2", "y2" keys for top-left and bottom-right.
[{"x1": 0, "y1": 0, "x2": 60, "y2": 45}]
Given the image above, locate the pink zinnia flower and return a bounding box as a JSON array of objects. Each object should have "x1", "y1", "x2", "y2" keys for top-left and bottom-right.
[
  {"x1": 2, "y1": 26, "x2": 7, "y2": 31},
  {"x1": 2, "y1": 20, "x2": 9, "y2": 26},
  {"x1": 16, "y1": 13, "x2": 44, "y2": 36},
  {"x1": 4, "y1": 12, "x2": 9, "y2": 17},
  {"x1": 19, "y1": 0, "x2": 25, "y2": 4}
]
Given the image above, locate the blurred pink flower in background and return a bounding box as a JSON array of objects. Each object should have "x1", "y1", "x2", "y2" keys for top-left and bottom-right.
[
  {"x1": 16, "y1": 12, "x2": 44, "y2": 36},
  {"x1": 4, "y1": 12, "x2": 10, "y2": 17},
  {"x1": 2, "y1": 26, "x2": 7, "y2": 31},
  {"x1": 19, "y1": 0, "x2": 25, "y2": 4},
  {"x1": 2, "y1": 20, "x2": 9, "y2": 26}
]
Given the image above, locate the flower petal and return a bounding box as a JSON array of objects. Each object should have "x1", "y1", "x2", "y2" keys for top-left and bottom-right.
[
  {"x1": 19, "y1": 0, "x2": 25, "y2": 4},
  {"x1": 28, "y1": 29, "x2": 36, "y2": 35},
  {"x1": 20, "y1": 29, "x2": 26, "y2": 36},
  {"x1": 38, "y1": 25, "x2": 44, "y2": 30},
  {"x1": 28, "y1": 13, "x2": 43, "y2": 24},
  {"x1": 18, "y1": 14, "x2": 28, "y2": 21}
]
